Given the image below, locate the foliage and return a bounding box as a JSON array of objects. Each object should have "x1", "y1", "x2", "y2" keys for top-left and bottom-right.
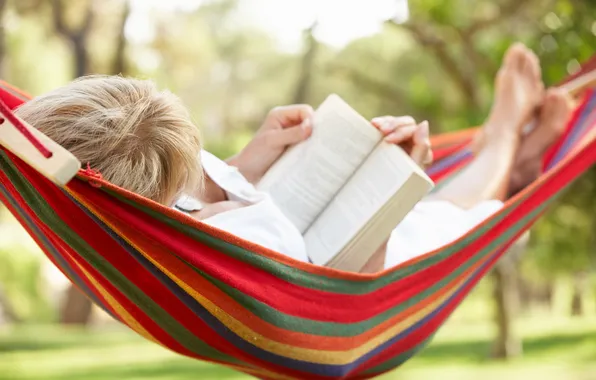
[
  {"x1": 2, "y1": 315, "x2": 596, "y2": 379},
  {"x1": 0, "y1": 245, "x2": 54, "y2": 321},
  {"x1": 0, "y1": 0, "x2": 594, "y2": 319}
]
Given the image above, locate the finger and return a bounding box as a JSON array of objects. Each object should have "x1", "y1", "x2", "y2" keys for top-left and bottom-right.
[
  {"x1": 423, "y1": 150, "x2": 434, "y2": 167},
  {"x1": 410, "y1": 121, "x2": 432, "y2": 166},
  {"x1": 371, "y1": 116, "x2": 416, "y2": 134},
  {"x1": 383, "y1": 124, "x2": 418, "y2": 144},
  {"x1": 268, "y1": 124, "x2": 312, "y2": 147},
  {"x1": 267, "y1": 104, "x2": 315, "y2": 128}
]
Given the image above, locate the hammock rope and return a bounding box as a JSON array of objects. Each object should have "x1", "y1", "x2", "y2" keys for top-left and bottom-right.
[{"x1": 0, "y1": 68, "x2": 595, "y2": 379}]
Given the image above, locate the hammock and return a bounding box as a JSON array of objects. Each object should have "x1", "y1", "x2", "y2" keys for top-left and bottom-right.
[{"x1": 0, "y1": 66, "x2": 595, "y2": 380}]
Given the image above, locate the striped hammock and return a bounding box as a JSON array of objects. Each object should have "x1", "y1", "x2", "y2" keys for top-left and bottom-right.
[{"x1": 1, "y1": 72, "x2": 595, "y2": 380}]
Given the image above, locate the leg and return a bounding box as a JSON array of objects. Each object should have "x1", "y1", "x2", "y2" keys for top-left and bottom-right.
[
  {"x1": 370, "y1": 44, "x2": 544, "y2": 273},
  {"x1": 507, "y1": 88, "x2": 573, "y2": 195},
  {"x1": 430, "y1": 44, "x2": 543, "y2": 207}
]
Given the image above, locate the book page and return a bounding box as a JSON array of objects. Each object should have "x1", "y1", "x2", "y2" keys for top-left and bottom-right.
[
  {"x1": 257, "y1": 94, "x2": 381, "y2": 233},
  {"x1": 304, "y1": 143, "x2": 432, "y2": 265}
]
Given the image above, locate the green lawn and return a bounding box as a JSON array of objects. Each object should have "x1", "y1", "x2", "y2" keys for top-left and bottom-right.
[{"x1": 1, "y1": 316, "x2": 595, "y2": 380}]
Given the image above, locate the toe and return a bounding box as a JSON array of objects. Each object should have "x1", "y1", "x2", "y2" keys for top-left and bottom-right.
[
  {"x1": 519, "y1": 47, "x2": 539, "y2": 78},
  {"x1": 504, "y1": 43, "x2": 526, "y2": 68},
  {"x1": 541, "y1": 88, "x2": 572, "y2": 126},
  {"x1": 528, "y1": 50, "x2": 542, "y2": 81}
]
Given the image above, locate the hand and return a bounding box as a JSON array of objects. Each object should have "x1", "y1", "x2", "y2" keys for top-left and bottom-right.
[
  {"x1": 228, "y1": 105, "x2": 314, "y2": 184},
  {"x1": 371, "y1": 116, "x2": 433, "y2": 168}
]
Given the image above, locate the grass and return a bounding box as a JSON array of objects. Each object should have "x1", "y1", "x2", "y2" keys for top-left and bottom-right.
[{"x1": 1, "y1": 314, "x2": 595, "y2": 380}]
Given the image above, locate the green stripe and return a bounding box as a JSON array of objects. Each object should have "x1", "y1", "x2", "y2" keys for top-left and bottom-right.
[
  {"x1": 0, "y1": 152, "x2": 244, "y2": 366},
  {"x1": 363, "y1": 336, "x2": 434, "y2": 375},
  {"x1": 111, "y1": 185, "x2": 543, "y2": 295},
  {"x1": 170, "y1": 201, "x2": 553, "y2": 338}
]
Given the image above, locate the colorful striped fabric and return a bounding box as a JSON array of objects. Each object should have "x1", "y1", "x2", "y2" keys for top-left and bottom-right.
[{"x1": 1, "y1": 81, "x2": 596, "y2": 380}]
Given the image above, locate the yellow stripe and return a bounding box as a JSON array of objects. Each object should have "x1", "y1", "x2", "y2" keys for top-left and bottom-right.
[
  {"x1": 68, "y1": 188, "x2": 483, "y2": 365},
  {"x1": 156, "y1": 257, "x2": 472, "y2": 365},
  {"x1": 72, "y1": 259, "x2": 297, "y2": 380},
  {"x1": 76, "y1": 194, "x2": 481, "y2": 364},
  {"x1": 70, "y1": 258, "x2": 162, "y2": 346},
  {"x1": 66, "y1": 191, "x2": 299, "y2": 380}
]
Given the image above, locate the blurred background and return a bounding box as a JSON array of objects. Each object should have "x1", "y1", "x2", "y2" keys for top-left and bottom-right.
[{"x1": 0, "y1": 0, "x2": 595, "y2": 379}]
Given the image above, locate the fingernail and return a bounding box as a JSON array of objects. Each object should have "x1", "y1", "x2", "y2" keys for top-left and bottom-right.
[
  {"x1": 371, "y1": 117, "x2": 382, "y2": 125},
  {"x1": 381, "y1": 121, "x2": 393, "y2": 133},
  {"x1": 302, "y1": 120, "x2": 313, "y2": 136},
  {"x1": 420, "y1": 121, "x2": 429, "y2": 133}
]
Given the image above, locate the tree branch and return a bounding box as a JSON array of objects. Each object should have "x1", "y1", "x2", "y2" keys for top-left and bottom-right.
[
  {"x1": 78, "y1": 0, "x2": 95, "y2": 38},
  {"x1": 465, "y1": 0, "x2": 528, "y2": 36},
  {"x1": 293, "y1": 21, "x2": 319, "y2": 104},
  {"x1": 328, "y1": 63, "x2": 407, "y2": 106},
  {"x1": 112, "y1": 0, "x2": 131, "y2": 75},
  {"x1": 51, "y1": 0, "x2": 74, "y2": 40},
  {"x1": 396, "y1": 22, "x2": 480, "y2": 108}
]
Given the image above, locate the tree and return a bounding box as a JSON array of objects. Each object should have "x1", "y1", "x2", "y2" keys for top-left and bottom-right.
[
  {"x1": 51, "y1": 0, "x2": 96, "y2": 77},
  {"x1": 111, "y1": 0, "x2": 130, "y2": 75},
  {"x1": 292, "y1": 22, "x2": 319, "y2": 104},
  {"x1": 0, "y1": 0, "x2": 7, "y2": 77},
  {"x1": 490, "y1": 235, "x2": 527, "y2": 359}
]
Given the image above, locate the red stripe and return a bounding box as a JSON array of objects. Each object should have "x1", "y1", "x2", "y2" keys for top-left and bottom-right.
[
  {"x1": 63, "y1": 113, "x2": 596, "y2": 326},
  {"x1": 357, "y1": 122, "x2": 596, "y2": 374},
  {"x1": 0, "y1": 161, "x2": 276, "y2": 377},
  {"x1": 9, "y1": 153, "x2": 324, "y2": 380},
  {"x1": 0, "y1": 167, "x2": 192, "y2": 354},
  {"x1": 543, "y1": 90, "x2": 592, "y2": 169},
  {"x1": 0, "y1": 82, "x2": 28, "y2": 109},
  {"x1": 2, "y1": 80, "x2": 594, "y2": 325},
  {"x1": 428, "y1": 156, "x2": 472, "y2": 182}
]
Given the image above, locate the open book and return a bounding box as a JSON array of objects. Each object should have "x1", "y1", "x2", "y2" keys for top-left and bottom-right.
[{"x1": 258, "y1": 95, "x2": 434, "y2": 272}]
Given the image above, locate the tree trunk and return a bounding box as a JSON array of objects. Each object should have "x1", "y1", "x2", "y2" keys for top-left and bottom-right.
[
  {"x1": 490, "y1": 237, "x2": 526, "y2": 360},
  {"x1": 0, "y1": 0, "x2": 15, "y2": 326},
  {"x1": 570, "y1": 272, "x2": 587, "y2": 317},
  {"x1": 112, "y1": 1, "x2": 131, "y2": 76},
  {"x1": 52, "y1": 0, "x2": 95, "y2": 78},
  {"x1": 293, "y1": 22, "x2": 318, "y2": 104},
  {"x1": 0, "y1": 0, "x2": 7, "y2": 78},
  {"x1": 51, "y1": 0, "x2": 96, "y2": 325},
  {"x1": 73, "y1": 36, "x2": 89, "y2": 78},
  {"x1": 0, "y1": 283, "x2": 20, "y2": 323},
  {"x1": 59, "y1": 285, "x2": 93, "y2": 325}
]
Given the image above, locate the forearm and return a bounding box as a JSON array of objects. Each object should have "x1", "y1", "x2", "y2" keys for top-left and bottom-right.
[{"x1": 225, "y1": 152, "x2": 260, "y2": 185}]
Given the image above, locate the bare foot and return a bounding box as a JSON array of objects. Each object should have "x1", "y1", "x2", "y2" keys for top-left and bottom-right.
[
  {"x1": 507, "y1": 88, "x2": 573, "y2": 195},
  {"x1": 474, "y1": 43, "x2": 544, "y2": 150}
]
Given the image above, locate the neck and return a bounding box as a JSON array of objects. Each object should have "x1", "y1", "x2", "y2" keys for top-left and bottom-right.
[{"x1": 194, "y1": 174, "x2": 227, "y2": 204}]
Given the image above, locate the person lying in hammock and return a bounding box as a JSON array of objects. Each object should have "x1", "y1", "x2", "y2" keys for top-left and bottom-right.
[{"x1": 14, "y1": 43, "x2": 573, "y2": 273}]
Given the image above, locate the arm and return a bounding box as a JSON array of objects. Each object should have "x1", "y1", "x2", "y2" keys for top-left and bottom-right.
[{"x1": 227, "y1": 105, "x2": 314, "y2": 184}]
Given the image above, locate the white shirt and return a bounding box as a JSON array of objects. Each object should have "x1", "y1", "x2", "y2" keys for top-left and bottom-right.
[
  {"x1": 176, "y1": 151, "x2": 503, "y2": 269},
  {"x1": 175, "y1": 151, "x2": 309, "y2": 263}
]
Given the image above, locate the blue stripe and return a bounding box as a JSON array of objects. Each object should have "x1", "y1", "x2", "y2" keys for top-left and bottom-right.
[
  {"x1": 548, "y1": 93, "x2": 596, "y2": 169},
  {"x1": 426, "y1": 150, "x2": 472, "y2": 176}
]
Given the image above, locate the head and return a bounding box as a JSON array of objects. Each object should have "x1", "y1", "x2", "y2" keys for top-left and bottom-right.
[{"x1": 15, "y1": 75, "x2": 203, "y2": 205}]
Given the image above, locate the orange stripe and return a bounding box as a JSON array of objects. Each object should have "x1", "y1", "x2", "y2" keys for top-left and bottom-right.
[
  {"x1": 0, "y1": 80, "x2": 32, "y2": 100},
  {"x1": 61, "y1": 189, "x2": 502, "y2": 352},
  {"x1": 68, "y1": 102, "x2": 595, "y2": 284}
]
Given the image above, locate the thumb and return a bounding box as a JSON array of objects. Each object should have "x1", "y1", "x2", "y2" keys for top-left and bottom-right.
[{"x1": 270, "y1": 120, "x2": 312, "y2": 147}]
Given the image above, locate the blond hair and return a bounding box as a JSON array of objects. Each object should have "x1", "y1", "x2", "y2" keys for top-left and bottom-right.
[{"x1": 16, "y1": 75, "x2": 203, "y2": 205}]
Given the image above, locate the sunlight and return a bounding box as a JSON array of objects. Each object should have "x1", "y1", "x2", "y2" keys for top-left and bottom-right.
[{"x1": 126, "y1": 0, "x2": 408, "y2": 51}]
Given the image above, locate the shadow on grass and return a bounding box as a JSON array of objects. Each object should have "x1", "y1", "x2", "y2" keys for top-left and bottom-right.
[
  {"x1": 40, "y1": 359, "x2": 242, "y2": 380},
  {"x1": 0, "y1": 327, "x2": 135, "y2": 353},
  {"x1": 419, "y1": 330, "x2": 596, "y2": 363}
]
